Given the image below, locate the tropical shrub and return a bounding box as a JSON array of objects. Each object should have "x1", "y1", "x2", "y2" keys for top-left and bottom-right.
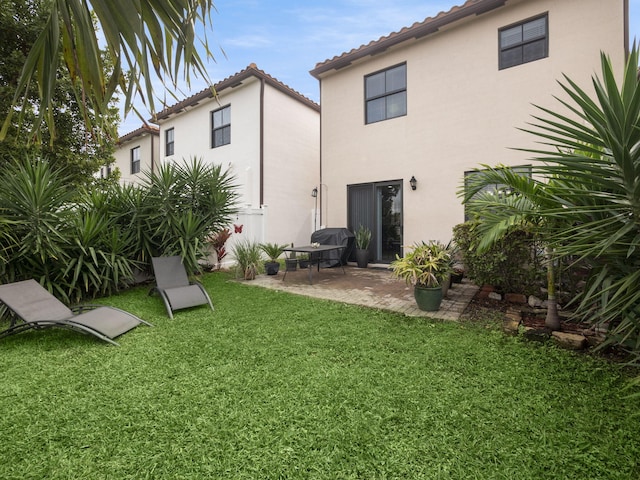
[
  {"x1": 140, "y1": 157, "x2": 239, "y2": 273},
  {"x1": 232, "y1": 239, "x2": 263, "y2": 280},
  {"x1": 0, "y1": 156, "x2": 239, "y2": 302},
  {"x1": 453, "y1": 222, "x2": 544, "y2": 295}
]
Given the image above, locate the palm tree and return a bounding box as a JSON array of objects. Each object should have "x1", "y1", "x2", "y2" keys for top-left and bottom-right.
[
  {"x1": 463, "y1": 48, "x2": 640, "y2": 349},
  {"x1": 1, "y1": 0, "x2": 217, "y2": 143},
  {"x1": 462, "y1": 166, "x2": 564, "y2": 330}
]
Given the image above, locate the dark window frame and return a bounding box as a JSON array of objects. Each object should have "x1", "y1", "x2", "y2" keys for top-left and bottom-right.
[
  {"x1": 165, "y1": 128, "x2": 174, "y2": 156},
  {"x1": 499, "y1": 13, "x2": 548, "y2": 70},
  {"x1": 211, "y1": 105, "x2": 231, "y2": 148},
  {"x1": 130, "y1": 146, "x2": 141, "y2": 174},
  {"x1": 364, "y1": 63, "x2": 407, "y2": 125}
]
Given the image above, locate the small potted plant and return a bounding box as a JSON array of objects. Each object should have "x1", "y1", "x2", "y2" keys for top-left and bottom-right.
[
  {"x1": 298, "y1": 253, "x2": 311, "y2": 269},
  {"x1": 232, "y1": 239, "x2": 263, "y2": 280},
  {"x1": 354, "y1": 224, "x2": 372, "y2": 268},
  {"x1": 390, "y1": 241, "x2": 452, "y2": 311},
  {"x1": 260, "y1": 242, "x2": 287, "y2": 275}
]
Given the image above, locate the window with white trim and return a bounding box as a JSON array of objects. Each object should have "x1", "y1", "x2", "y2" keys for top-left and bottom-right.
[
  {"x1": 131, "y1": 147, "x2": 140, "y2": 174},
  {"x1": 211, "y1": 105, "x2": 231, "y2": 148},
  {"x1": 165, "y1": 128, "x2": 174, "y2": 156}
]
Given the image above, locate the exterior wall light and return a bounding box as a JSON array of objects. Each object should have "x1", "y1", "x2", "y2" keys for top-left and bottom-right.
[{"x1": 409, "y1": 176, "x2": 417, "y2": 191}]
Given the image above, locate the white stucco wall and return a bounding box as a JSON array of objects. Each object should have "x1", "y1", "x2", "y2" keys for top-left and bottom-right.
[
  {"x1": 113, "y1": 131, "x2": 159, "y2": 185},
  {"x1": 318, "y1": 0, "x2": 627, "y2": 248},
  {"x1": 262, "y1": 85, "x2": 320, "y2": 246},
  {"x1": 160, "y1": 80, "x2": 262, "y2": 208},
  {"x1": 155, "y1": 74, "x2": 320, "y2": 250}
]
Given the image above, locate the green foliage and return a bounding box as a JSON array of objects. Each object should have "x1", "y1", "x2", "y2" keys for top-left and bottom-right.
[
  {"x1": 453, "y1": 222, "x2": 544, "y2": 295},
  {"x1": 140, "y1": 157, "x2": 239, "y2": 274},
  {"x1": 2, "y1": 0, "x2": 217, "y2": 142},
  {"x1": 0, "y1": 156, "x2": 238, "y2": 301},
  {"x1": 390, "y1": 240, "x2": 452, "y2": 288},
  {"x1": 1, "y1": 273, "x2": 639, "y2": 478},
  {"x1": 259, "y1": 242, "x2": 287, "y2": 261},
  {"x1": 0, "y1": 0, "x2": 118, "y2": 187},
  {"x1": 354, "y1": 224, "x2": 371, "y2": 250},
  {"x1": 232, "y1": 239, "x2": 263, "y2": 280},
  {"x1": 512, "y1": 49, "x2": 640, "y2": 353},
  {"x1": 0, "y1": 157, "x2": 74, "y2": 296}
]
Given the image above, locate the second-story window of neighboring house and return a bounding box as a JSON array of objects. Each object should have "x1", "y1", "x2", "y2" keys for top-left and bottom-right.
[
  {"x1": 365, "y1": 63, "x2": 407, "y2": 124},
  {"x1": 165, "y1": 128, "x2": 175, "y2": 156},
  {"x1": 211, "y1": 105, "x2": 231, "y2": 148},
  {"x1": 499, "y1": 14, "x2": 548, "y2": 70},
  {"x1": 131, "y1": 146, "x2": 140, "y2": 174}
]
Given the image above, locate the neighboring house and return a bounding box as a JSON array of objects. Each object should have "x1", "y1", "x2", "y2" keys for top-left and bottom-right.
[
  {"x1": 152, "y1": 63, "x2": 320, "y2": 249},
  {"x1": 112, "y1": 125, "x2": 160, "y2": 185},
  {"x1": 310, "y1": 0, "x2": 628, "y2": 263}
]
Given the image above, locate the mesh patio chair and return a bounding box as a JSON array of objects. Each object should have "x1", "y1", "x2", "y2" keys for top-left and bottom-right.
[
  {"x1": 0, "y1": 279, "x2": 152, "y2": 346},
  {"x1": 149, "y1": 256, "x2": 214, "y2": 319}
]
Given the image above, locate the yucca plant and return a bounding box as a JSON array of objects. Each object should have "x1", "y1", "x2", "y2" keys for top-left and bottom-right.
[
  {"x1": 0, "y1": 158, "x2": 74, "y2": 295},
  {"x1": 140, "y1": 157, "x2": 239, "y2": 264},
  {"x1": 463, "y1": 48, "x2": 640, "y2": 350},
  {"x1": 232, "y1": 239, "x2": 263, "y2": 280}
]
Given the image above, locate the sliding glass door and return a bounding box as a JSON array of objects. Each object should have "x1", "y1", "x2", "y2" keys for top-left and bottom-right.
[{"x1": 348, "y1": 180, "x2": 403, "y2": 263}]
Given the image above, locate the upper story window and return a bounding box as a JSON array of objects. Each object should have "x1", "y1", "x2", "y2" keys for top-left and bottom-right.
[
  {"x1": 131, "y1": 146, "x2": 140, "y2": 174},
  {"x1": 211, "y1": 105, "x2": 231, "y2": 148},
  {"x1": 365, "y1": 63, "x2": 407, "y2": 124},
  {"x1": 165, "y1": 128, "x2": 174, "y2": 156},
  {"x1": 499, "y1": 14, "x2": 548, "y2": 70}
]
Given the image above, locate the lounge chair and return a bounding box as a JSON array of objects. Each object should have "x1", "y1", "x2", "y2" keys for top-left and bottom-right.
[
  {"x1": 149, "y1": 256, "x2": 214, "y2": 319},
  {"x1": 0, "y1": 279, "x2": 152, "y2": 346}
]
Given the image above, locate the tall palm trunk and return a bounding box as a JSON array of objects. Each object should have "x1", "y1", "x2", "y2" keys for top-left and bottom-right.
[{"x1": 545, "y1": 246, "x2": 560, "y2": 330}]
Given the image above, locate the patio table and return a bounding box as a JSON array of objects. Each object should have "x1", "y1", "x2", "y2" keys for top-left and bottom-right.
[{"x1": 283, "y1": 244, "x2": 346, "y2": 284}]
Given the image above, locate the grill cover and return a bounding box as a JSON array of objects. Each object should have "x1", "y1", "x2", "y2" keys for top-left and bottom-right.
[{"x1": 310, "y1": 228, "x2": 355, "y2": 267}]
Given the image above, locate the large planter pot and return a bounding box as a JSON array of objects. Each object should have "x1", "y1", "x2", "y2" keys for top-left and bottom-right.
[
  {"x1": 264, "y1": 261, "x2": 280, "y2": 275},
  {"x1": 414, "y1": 285, "x2": 443, "y2": 312},
  {"x1": 284, "y1": 259, "x2": 297, "y2": 271},
  {"x1": 355, "y1": 248, "x2": 369, "y2": 268},
  {"x1": 298, "y1": 258, "x2": 310, "y2": 269}
]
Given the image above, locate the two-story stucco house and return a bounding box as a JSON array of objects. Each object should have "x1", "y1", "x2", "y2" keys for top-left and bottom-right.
[
  {"x1": 311, "y1": 0, "x2": 628, "y2": 264},
  {"x1": 113, "y1": 64, "x2": 320, "y2": 250},
  {"x1": 151, "y1": 63, "x2": 320, "y2": 248},
  {"x1": 111, "y1": 125, "x2": 160, "y2": 185}
]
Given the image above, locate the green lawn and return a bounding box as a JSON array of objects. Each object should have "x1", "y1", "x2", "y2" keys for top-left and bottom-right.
[{"x1": 1, "y1": 272, "x2": 639, "y2": 479}]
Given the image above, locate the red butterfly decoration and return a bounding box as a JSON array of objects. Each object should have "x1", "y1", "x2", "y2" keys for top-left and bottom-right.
[{"x1": 234, "y1": 224, "x2": 243, "y2": 234}]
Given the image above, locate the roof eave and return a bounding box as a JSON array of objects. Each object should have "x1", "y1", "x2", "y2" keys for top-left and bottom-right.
[{"x1": 310, "y1": 0, "x2": 506, "y2": 79}]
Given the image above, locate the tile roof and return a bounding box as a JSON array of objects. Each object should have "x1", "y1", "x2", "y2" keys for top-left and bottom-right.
[
  {"x1": 117, "y1": 124, "x2": 159, "y2": 144},
  {"x1": 310, "y1": 0, "x2": 506, "y2": 78},
  {"x1": 152, "y1": 63, "x2": 319, "y2": 122}
]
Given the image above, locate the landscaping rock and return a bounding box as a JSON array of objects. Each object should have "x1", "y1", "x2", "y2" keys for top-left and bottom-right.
[
  {"x1": 551, "y1": 331, "x2": 588, "y2": 350},
  {"x1": 505, "y1": 293, "x2": 527, "y2": 304},
  {"x1": 488, "y1": 292, "x2": 502, "y2": 301},
  {"x1": 528, "y1": 295, "x2": 544, "y2": 308},
  {"x1": 522, "y1": 327, "x2": 551, "y2": 342},
  {"x1": 502, "y1": 318, "x2": 520, "y2": 335}
]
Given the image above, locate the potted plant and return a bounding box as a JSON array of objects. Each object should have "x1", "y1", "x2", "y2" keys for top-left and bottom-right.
[
  {"x1": 284, "y1": 243, "x2": 297, "y2": 272},
  {"x1": 260, "y1": 242, "x2": 287, "y2": 275},
  {"x1": 298, "y1": 253, "x2": 310, "y2": 269},
  {"x1": 232, "y1": 239, "x2": 263, "y2": 280},
  {"x1": 354, "y1": 224, "x2": 372, "y2": 268},
  {"x1": 390, "y1": 241, "x2": 452, "y2": 311}
]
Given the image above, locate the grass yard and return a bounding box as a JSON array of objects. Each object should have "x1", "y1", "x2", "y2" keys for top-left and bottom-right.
[{"x1": 1, "y1": 272, "x2": 639, "y2": 479}]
